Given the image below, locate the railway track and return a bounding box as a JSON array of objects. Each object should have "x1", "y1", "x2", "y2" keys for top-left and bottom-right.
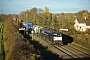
[
  {"x1": 47, "y1": 45, "x2": 72, "y2": 59},
  {"x1": 42, "y1": 36, "x2": 90, "y2": 59},
  {"x1": 42, "y1": 38, "x2": 82, "y2": 59},
  {"x1": 68, "y1": 44, "x2": 90, "y2": 58},
  {"x1": 53, "y1": 45, "x2": 80, "y2": 58},
  {"x1": 31, "y1": 34, "x2": 73, "y2": 59},
  {"x1": 30, "y1": 34, "x2": 90, "y2": 59},
  {"x1": 54, "y1": 43, "x2": 90, "y2": 59}
]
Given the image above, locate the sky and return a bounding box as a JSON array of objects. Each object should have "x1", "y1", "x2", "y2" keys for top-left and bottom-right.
[{"x1": 0, "y1": 0, "x2": 90, "y2": 14}]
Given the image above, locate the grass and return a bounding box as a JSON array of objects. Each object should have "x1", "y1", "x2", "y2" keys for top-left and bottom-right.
[{"x1": 72, "y1": 42, "x2": 90, "y2": 51}]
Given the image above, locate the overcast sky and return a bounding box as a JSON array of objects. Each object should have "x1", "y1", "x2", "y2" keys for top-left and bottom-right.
[{"x1": 0, "y1": 0, "x2": 90, "y2": 14}]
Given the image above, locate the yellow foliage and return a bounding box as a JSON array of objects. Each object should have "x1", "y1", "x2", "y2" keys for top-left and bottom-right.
[
  {"x1": 85, "y1": 34, "x2": 89, "y2": 37},
  {"x1": 44, "y1": 6, "x2": 51, "y2": 16},
  {"x1": 45, "y1": 6, "x2": 49, "y2": 13},
  {"x1": 82, "y1": 12, "x2": 89, "y2": 20}
]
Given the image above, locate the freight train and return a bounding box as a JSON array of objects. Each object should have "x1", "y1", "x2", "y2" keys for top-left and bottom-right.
[{"x1": 33, "y1": 25, "x2": 63, "y2": 45}]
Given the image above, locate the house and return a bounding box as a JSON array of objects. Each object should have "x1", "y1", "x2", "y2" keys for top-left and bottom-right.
[{"x1": 74, "y1": 19, "x2": 90, "y2": 32}]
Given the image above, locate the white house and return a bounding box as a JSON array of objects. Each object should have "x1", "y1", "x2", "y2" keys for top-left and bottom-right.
[{"x1": 74, "y1": 19, "x2": 90, "y2": 32}]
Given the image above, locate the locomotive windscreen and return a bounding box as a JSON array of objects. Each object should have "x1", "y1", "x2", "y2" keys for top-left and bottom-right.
[{"x1": 53, "y1": 34, "x2": 62, "y2": 37}]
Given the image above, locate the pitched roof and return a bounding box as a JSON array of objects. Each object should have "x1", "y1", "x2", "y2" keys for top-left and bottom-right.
[{"x1": 77, "y1": 18, "x2": 90, "y2": 26}]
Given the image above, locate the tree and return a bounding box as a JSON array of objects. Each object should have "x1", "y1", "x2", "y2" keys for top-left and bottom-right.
[
  {"x1": 45, "y1": 6, "x2": 49, "y2": 13},
  {"x1": 44, "y1": 6, "x2": 51, "y2": 16},
  {"x1": 43, "y1": 6, "x2": 52, "y2": 27},
  {"x1": 82, "y1": 12, "x2": 89, "y2": 20}
]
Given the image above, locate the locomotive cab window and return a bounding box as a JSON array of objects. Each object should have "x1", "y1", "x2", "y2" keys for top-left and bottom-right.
[
  {"x1": 53, "y1": 34, "x2": 57, "y2": 36},
  {"x1": 53, "y1": 34, "x2": 62, "y2": 37}
]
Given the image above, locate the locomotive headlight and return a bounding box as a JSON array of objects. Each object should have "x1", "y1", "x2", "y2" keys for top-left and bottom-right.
[
  {"x1": 60, "y1": 34, "x2": 62, "y2": 37},
  {"x1": 58, "y1": 34, "x2": 60, "y2": 36}
]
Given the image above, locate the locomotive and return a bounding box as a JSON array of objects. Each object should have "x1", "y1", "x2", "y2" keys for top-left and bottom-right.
[
  {"x1": 39, "y1": 28, "x2": 63, "y2": 45},
  {"x1": 19, "y1": 22, "x2": 33, "y2": 35}
]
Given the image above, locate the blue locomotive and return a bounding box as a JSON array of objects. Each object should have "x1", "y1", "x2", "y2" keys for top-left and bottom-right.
[{"x1": 19, "y1": 22, "x2": 33, "y2": 35}]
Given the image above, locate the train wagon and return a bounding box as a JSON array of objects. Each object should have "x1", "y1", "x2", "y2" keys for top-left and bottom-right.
[{"x1": 33, "y1": 25, "x2": 43, "y2": 34}]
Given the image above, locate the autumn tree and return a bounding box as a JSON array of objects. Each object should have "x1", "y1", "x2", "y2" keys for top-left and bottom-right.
[
  {"x1": 19, "y1": 11, "x2": 26, "y2": 21},
  {"x1": 30, "y1": 8, "x2": 38, "y2": 24},
  {"x1": 82, "y1": 12, "x2": 89, "y2": 20},
  {"x1": 43, "y1": 6, "x2": 52, "y2": 27},
  {"x1": 76, "y1": 10, "x2": 88, "y2": 19}
]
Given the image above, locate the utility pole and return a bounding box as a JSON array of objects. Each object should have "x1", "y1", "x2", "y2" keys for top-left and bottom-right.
[
  {"x1": 33, "y1": 14, "x2": 36, "y2": 24},
  {"x1": 2, "y1": 9, "x2": 3, "y2": 14},
  {"x1": 52, "y1": 13, "x2": 54, "y2": 29},
  {"x1": 26, "y1": 13, "x2": 28, "y2": 28},
  {"x1": 26, "y1": 13, "x2": 28, "y2": 22},
  {"x1": 25, "y1": 13, "x2": 29, "y2": 35},
  {"x1": 0, "y1": 6, "x2": 3, "y2": 14}
]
